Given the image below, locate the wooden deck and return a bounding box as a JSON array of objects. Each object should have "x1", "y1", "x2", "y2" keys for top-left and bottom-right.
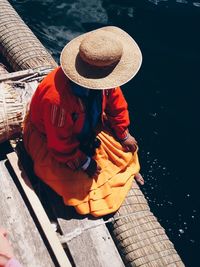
[{"x1": 0, "y1": 144, "x2": 55, "y2": 266}]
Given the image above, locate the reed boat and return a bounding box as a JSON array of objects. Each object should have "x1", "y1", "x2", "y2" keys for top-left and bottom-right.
[{"x1": 0, "y1": 0, "x2": 185, "y2": 266}]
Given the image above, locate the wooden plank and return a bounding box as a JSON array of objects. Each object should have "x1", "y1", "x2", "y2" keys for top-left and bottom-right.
[
  {"x1": 7, "y1": 152, "x2": 72, "y2": 267},
  {"x1": 0, "y1": 159, "x2": 55, "y2": 267},
  {"x1": 10, "y1": 142, "x2": 124, "y2": 267},
  {"x1": 58, "y1": 216, "x2": 125, "y2": 267},
  {"x1": 44, "y1": 187, "x2": 125, "y2": 267}
]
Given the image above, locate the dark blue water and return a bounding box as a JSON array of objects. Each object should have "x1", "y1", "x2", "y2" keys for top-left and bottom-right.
[{"x1": 10, "y1": 1, "x2": 200, "y2": 266}]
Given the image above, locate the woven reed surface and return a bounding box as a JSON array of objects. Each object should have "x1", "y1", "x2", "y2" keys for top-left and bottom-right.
[
  {"x1": 108, "y1": 181, "x2": 185, "y2": 267},
  {"x1": 0, "y1": 64, "x2": 34, "y2": 144},
  {"x1": 0, "y1": 0, "x2": 57, "y2": 71}
]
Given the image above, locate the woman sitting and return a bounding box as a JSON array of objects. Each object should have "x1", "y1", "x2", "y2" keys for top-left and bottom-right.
[{"x1": 23, "y1": 26, "x2": 144, "y2": 217}]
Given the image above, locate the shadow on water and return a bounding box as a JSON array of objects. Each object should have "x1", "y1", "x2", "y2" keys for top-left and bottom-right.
[{"x1": 9, "y1": 1, "x2": 200, "y2": 266}]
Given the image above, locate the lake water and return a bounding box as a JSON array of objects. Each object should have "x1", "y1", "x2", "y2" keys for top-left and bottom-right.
[{"x1": 10, "y1": 1, "x2": 200, "y2": 266}]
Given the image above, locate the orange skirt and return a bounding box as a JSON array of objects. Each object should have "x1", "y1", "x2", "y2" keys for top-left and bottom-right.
[{"x1": 23, "y1": 120, "x2": 140, "y2": 217}]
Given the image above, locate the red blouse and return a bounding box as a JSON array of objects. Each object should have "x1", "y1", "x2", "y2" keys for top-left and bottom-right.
[{"x1": 29, "y1": 67, "x2": 130, "y2": 169}]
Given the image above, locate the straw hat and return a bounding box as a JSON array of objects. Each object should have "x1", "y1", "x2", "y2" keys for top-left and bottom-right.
[{"x1": 60, "y1": 26, "x2": 142, "y2": 90}]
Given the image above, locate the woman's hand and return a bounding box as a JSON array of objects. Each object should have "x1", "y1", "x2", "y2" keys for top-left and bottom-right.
[
  {"x1": 0, "y1": 228, "x2": 14, "y2": 266},
  {"x1": 121, "y1": 134, "x2": 138, "y2": 152},
  {"x1": 85, "y1": 159, "x2": 101, "y2": 178}
]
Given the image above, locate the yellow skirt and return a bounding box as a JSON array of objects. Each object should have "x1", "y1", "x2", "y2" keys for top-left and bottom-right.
[{"x1": 23, "y1": 120, "x2": 140, "y2": 217}]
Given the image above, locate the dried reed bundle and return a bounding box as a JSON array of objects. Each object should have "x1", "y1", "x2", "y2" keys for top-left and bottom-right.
[
  {"x1": 0, "y1": 64, "x2": 36, "y2": 144},
  {"x1": 109, "y1": 181, "x2": 185, "y2": 266},
  {"x1": 0, "y1": 0, "x2": 57, "y2": 71}
]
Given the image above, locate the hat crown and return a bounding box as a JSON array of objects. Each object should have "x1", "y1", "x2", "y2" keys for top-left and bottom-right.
[{"x1": 79, "y1": 31, "x2": 123, "y2": 67}]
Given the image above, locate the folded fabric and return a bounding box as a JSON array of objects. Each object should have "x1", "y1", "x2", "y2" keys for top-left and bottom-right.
[{"x1": 23, "y1": 119, "x2": 140, "y2": 217}]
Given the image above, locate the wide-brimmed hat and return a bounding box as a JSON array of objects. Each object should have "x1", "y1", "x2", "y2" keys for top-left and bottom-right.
[{"x1": 60, "y1": 26, "x2": 142, "y2": 90}]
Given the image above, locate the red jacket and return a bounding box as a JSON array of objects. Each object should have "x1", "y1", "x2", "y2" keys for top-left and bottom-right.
[{"x1": 30, "y1": 67, "x2": 130, "y2": 169}]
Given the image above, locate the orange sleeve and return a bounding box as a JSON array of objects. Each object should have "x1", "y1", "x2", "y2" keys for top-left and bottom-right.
[
  {"x1": 43, "y1": 100, "x2": 87, "y2": 170},
  {"x1": 105, "y1": 87, "x2": 130, "y2": 140}
]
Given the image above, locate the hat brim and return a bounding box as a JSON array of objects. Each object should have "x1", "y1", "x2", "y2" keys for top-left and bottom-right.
[{"x1": 60, "y1": 26, "x2": 142, "y2": 90}]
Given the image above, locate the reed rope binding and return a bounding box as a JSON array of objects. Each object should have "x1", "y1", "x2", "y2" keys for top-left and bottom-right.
[
  {"x1": 0, "y1": 0, "x2": 57, "y2": 70},
  {"x1": 0, "y1": 66, "x2": 54, "y2": 82}
]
